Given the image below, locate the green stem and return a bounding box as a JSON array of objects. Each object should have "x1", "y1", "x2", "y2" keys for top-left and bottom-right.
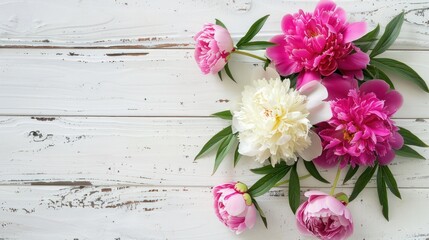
[
  {"x1": 233, "y1": 50, "x2": 267, "y2": 62},
  {"x1": 330, "y1": 164, "x2": 342, "y2": 196},
  {"x1": 274, "y1": 174, "x2": 311, "y2": 187}
]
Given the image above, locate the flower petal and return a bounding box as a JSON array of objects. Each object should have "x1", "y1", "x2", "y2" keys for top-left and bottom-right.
[
  {"x1": 298, "y1": 131, "x2": 323, "y2": 161},
  {"x1": 244, "y1": 205, "x2": 257, "y2": 229},
  {"x1": 225, "y1": 194, "x2": 246, "y2": 216},
  {"x1": 338, "y1": 50, "x2": 370, "y2": 71},
  {"x1": 213, "y1": 24, "x2": 234, "y2": 53},
  {"x1": 297, "y1": 71, "x2": 321, "y2": 89},
  {"x1": 322, "y1": 74, "x2": 358, "y2": 101},
  {"x1": 307, "y1": 101, "x2": 333, "y2": 125},
  {"x1": 378, "y1": 149, "x2": 396, "y2": 166},
  {"x1": 359, "y1": 80, "x2": 390, "y2": 99},
  {"x1": 390, "y1": 131, "x2": 404, "y2": 150},
  {"x1": 383, "y1": 90, "x2": 403, "y2": 116},
  {"x1": 343, "y1": 22, "x2": 367, "y2": 43},
  {"x1": 299, "y1": 81, "x2": 328, "y2": 109},
  {"x1": 266, "y1": 35, "x2": 301, "y2": 76}
]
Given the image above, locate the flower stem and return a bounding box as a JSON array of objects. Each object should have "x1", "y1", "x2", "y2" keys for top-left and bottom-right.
[
  {"x1": 274, "y1": 174, "x2": 311, "y2": 187},
  {"x1": 330, "y1": 164, "x2": 342, "y2": 196},
  {"x1": 233, "y1": 50, "x2": 267, "y2": 62}
]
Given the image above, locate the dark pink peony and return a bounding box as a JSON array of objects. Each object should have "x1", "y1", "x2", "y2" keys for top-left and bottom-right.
[
  {"x1": 296, "y1": 191, "x2": 353, "y2": 240},
  {"x1": 213, "y1": 182, "x2": 257, "y2": 234},
  {"x1": 266, "y1": 0, "x2": 369, "y2": 88},
  {"x1": 194, "y1": 23, "x2": 234, "y2": 74},
  {"x1": 314, "y1": 80, "x2": 404, "y2": 168}
]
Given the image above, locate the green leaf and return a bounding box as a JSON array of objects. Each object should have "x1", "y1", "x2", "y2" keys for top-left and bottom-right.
[
  {"x1": 354, "y1": 24, "x2": 380, "y2": 52},
  {"x1": 398, "y1": 127, "x2": 429, "y2": 147},
  {"x1": 395, "y1": 145, "x2": 426, "y2": 160},
  {"x1": 349, "y1": 164, "x2": 378, "y2": 202},
  {"x1": 377, "y1": 167, "x2": 389, "y2": 221},
  {"x1": 224, "y1": 63, "x2": 236, "y2": 83},
  {"x1": 237, "y1": 41, "x2": 276, "y2": 50},
  {"x1": 250, "y1": 161, "x2": 286, "y2": 175},
  {"x1": 371, "y1": 58, "x2": 429, "y2": 93},
  {"x1": 213, "y1": 134, "x2": 237, "y2": 174},
  {"x1": 303, "y1": 160, "x2": 330, "y2": 184},
  {"x1": 366, "y1": 65, "x2": 395, "y2": 89},
  {"x1": 252, "y1": 199, "x2": 268, "y2": 228},
  {"x1": 215, "y1": 19, "x2": 227, "y2": 29},
  {"x1": 248, "y1": 165, "x2": 289, "y2": 197},
  {"x1": 236, "y1": 15, "x2": 270, "y2": 47},
  {"x1": 211, "y1": 110, "x2": 232, "y2": 120},
  {"x1": 381, "y1": 166, "x2": 401, "y2": 199},
  {"x1": 343, "y1": 165, "x2": 359, "y2": 184},
  {"x1": 194, "y1": 126, "x2": 232, "y2": 160},
  {"x1": 233, "y1": 143, "x2": 241, "y2": 167},
  {"x1": 217, "y1": 71, "x2": 223, "y2": 81},
  {"x1": 370, "y1": 12, "x2": 404, "y2": 57},
  {"x1": 288, "y1": 164, "x2": 301, "y2": 214}
]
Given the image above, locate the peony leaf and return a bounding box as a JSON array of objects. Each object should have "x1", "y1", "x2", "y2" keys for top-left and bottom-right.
[
  {"x1": 303, "y1": 160, "x2": 330, "y2": 184},
  {"x1": 236, "y1": 15, "x2": 270, "y2": 47},
  {"x1": 376, "y1": 167, "x2": 389, "y2": 221},
  {"x1": 398, "y1": 127, "x2": 429, "y2": 147},
  {"x1": 371, "y1": 58, "x2": 429, "y2": 93},
  {"x1": 224, "y1": 63, "x2": 236, "y2": 83},
  {"x1": 381, "y1": 166, "x2": 401, "y2": 199},
  {"x1": 215, "y1": 19, "x2": 227, "y2": 29},
  {"x1": 233, "y1": 143, "x2": 241, "y2": 167},
  {"x1": 213, "y1": 134, "x2": 237, "y2": 175},
  {"x1": 343, "y1": 165, "x2": 359, "y2": 184},
  {"x1": 238, "y1": 41, "x2": 276, "y2": 50},
  {"x1": 211, "y1": 110, "x2": 233, "y2": 120},
  {"x1": 354, "y1": 24, "x2": 380, "y2": 52},
  {"x1": 194, "y1": 126, "x2": 232, "y2": 160},
  {"x1": 248, "y1": 165, "x2": 289, "y2": 197},
  {"x1": 365, "y1": 65, "x2": 395, "y2": 89},
  {"x1": 370, "y1": 12, "x2": 404, "y2": 57},
  {"x1": 288, "y1": 163, "x2": 301, "y2": 214},
  {"x1": 252, "y1": 198, "x2": 268, "y2": 228},
  {"x1": 250, "y1": 161, "x2": 286, "y2": 175},
  {"x1": 217, "y1": 71, "x2": 223, "y2": 81},
  {"x1": 395, "y1": 145, "x2": 426, "y2": 160},
  {"x1": 349, "y1": 164, "x2": 378, "y2": 202}
]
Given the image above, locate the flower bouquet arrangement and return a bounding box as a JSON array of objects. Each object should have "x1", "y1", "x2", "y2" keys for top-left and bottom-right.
[{"x1": 193, "y1": 0, "x2": 428, "y2": 239}]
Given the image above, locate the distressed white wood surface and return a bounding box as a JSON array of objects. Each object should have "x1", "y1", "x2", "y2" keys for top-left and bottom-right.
[
  {"x1": 0, "y1": 49, "x2": 429, "y2": 117},
  {"x1": 1, "y1": 0, "x2": 429, "y2": 239},
  {"x1": 0, "y1": 186, "x2": 428, "y2": 240},
  {"x1": 0, "y1": 0, "x2": 429, "y2": 49}
]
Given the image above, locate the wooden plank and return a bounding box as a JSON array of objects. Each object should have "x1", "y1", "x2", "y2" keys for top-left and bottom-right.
[
  {"x1": 0, "y1": 186, "x2": 428, "y2": 239},
  {"x1": 0, "y1": 0, "x2": 428, "y2": 49},
  {"x1": 0, "y1": 49, "x2": 429, "y2": 117},
  {"x1": 0, "y1": 117, "x2": 427, "y2": 187}
]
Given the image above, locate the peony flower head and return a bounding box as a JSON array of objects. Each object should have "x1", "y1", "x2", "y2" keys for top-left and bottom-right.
[
  {"x1": 314, "y1": 80, "x2": 404, "y2": 168},
  {"x1": 194, "y1": 23, "x2": 234, "y2": 74},
  {"x1": 266, "y1": 0, "x2": 369, "y2": 88},
  {"x1": 213, "y1": 182, "x2": 257, "y2": 234},
  {"x1": 296, "y1": 191, "x2": 353, "y2": 240},
  {"x1": 232, "y1": 68, "x2": 332, "y2": 165}
]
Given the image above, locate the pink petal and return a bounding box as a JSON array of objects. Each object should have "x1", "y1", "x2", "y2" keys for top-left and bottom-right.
[
  {"x1": 314, "y1": 151, "x2": 339, "y2": 169},
  {"x1": 359, "y1": 80, "x2": 390, "y2": 99},
  {"x1": 213, "y1": 25, "x2": 234, "y2": 53},
  {"x1": 322, "y1": 74, "x2": 358, "y2": 101},
  {"x1": 315, "y1": 0, "x2": 337, "y2": 12},
  {"x1": 304, "y1": 190, "x2": 329, "y2": 198},
  {"x1": 225, "y1": 194, "x2": 246, "y2": 216},
  {"x1": 343, "y1": 22, "x2": 367, "y2": 43},
  {"x1": 390, "y1": 131, "x2": 404, "y2": 150},
  {"x1": 383, "y1": 90, "x2": 403, "y2": 116},
  {"x1": 338, "y1": 51, "x2": 370, "y2": 71},
  {"x1": 378, "y1": 149, "x2": 396, "y2": 165},
  {"x1": 297, "y1": 71, "x2": 321, "y2": 89},
  {"x1": 266, "y1": 35, "x2": 301, "y2": 76},
  {"x1": 244, "y1": 205, "x2": 257, "y2": 229}
]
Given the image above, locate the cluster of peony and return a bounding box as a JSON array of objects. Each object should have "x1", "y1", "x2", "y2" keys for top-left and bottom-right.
[{"x1": 194, "y1": 0, "x2": 425, "y2": 239}]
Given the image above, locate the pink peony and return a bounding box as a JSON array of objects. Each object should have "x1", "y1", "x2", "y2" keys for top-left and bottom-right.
[
  {"x1": 194, "y1": 23, "x2": 234, "y2": 74},
  {"x1": 213, "y1": 182, "x2": 257, "y2": 234},
  {"x1": 266, "y1": 0, "x2": 369, "y2": 88},
  {"x1": 296, "y1": 191, "x2": 353, "y2": 240},
  {"x1": 314, "y1": 80, "x2": 404, "y2": 168}
]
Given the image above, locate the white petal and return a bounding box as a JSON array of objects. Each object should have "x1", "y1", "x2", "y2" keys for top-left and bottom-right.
[
  {"x1": 298, "y1": 130, "x2": 322, "y2": 161},
  {"x1": 252, "y1": 66, "x2": 280, "y2": 81},
  {"x1": 298, "y1": 81, "x2": 328, "y2": 109},
  {"x1": 307, "y1": 101, "x2": 333, "y2": 125}
]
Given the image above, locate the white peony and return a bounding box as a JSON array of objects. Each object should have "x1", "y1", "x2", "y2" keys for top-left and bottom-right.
[{"x1": 232, "y1": 68, "x2": 332, "y2": 166}]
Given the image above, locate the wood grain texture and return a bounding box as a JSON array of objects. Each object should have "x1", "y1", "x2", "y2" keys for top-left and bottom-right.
[
  {"x1": 0, "y1": 117, "x2": 427, "y2": 187},
  {"x1": 0, "y1": 0, "x2": 429, "y2": 49},
  {"x1": 1, "y1": 49, "x2": 429, "y2": 117},
  {"x1": 0, "y1": 186, "x2": 428, "y2": 239}
]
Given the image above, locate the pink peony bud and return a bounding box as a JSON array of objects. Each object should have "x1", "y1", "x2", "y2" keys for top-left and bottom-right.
[
  {"x1": 296, "y1": 191, "x2": 353, "y2": 240},
  {"x1": 213, "y1": 182, "x2": 257, "y2": 234},
  {"x1": 194, "y1": 23, "x2": 234, "y2": 74}
]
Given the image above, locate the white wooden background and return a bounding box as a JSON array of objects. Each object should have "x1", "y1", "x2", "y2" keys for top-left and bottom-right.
[{"x1": 0, "y1": 0, "x2": 429, "y2": 239}]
